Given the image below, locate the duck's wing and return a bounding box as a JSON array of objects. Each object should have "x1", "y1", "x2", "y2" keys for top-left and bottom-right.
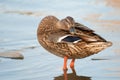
[
  {"x1": 61, "y1": 36, "x2": 81, "y2": 43},
  {"x1": 47, "y1": 30, "x2": 68, "y2": 42},
  {"x1": 75, "y1": 22, "x2": 94, "y2": 32},
  {"x1": 48, "y1": 22, "x2": 106, "y2": 43},
  {"x1": 74, "y1": 22, "x2": 106, "y2": 42},
  {"x1": 48, "y1": 30, "x2": 82, "y2": 43}
]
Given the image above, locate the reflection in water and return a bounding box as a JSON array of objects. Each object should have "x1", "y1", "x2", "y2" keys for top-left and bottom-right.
[{"x1": 54, "y1": 68, "x2": 91, "y2": 80}]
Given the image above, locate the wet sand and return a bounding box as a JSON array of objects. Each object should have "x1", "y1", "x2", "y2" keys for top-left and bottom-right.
[{"x1": 0, "y1": 0, "x2": 120, "y2": 80}]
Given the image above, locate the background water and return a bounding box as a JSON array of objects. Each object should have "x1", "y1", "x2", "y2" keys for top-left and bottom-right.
[{"x1": 0, "y1": 0, "x2": 120, "y2": 80}]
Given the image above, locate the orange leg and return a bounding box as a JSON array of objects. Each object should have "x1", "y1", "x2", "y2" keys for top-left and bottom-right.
[
  {"x1": 63, "y1": 68, "x2": 68, "y2": 80},
  {"x1": 63, "y1": 56, "x2": 68, "y2": 70},
  {"x1": 70, "y1": 58, "x2": 75, "y2": 69}
]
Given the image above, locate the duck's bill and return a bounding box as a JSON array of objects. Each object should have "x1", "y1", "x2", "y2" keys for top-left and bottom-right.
[{"x1": 69, "y1": 27, "x2": 76, "y2": 34}]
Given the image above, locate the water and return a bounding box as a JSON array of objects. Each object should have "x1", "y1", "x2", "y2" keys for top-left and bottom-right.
[{"x1": 0, "y1": 0, "x2": 120, "y2": 80}]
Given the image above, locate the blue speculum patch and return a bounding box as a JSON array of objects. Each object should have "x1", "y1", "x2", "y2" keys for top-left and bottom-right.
[{"x1": 62, "y1": 36, "x2": 81, "y2": 42}]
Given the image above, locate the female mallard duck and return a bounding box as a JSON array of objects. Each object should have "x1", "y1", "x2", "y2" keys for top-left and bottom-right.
[{"x1": 37, "y1": 15, "x2": 112, "y2": 70}]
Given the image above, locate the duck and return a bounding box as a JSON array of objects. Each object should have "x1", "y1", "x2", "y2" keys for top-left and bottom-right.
[{"x1": 37, "y1": 15, "x2": 112, "y2": 70}]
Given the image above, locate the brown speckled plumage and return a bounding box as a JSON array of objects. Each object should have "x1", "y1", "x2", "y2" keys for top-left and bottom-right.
[{"x1": 37, "y1": 15, "x2": 112, "y2": 70}]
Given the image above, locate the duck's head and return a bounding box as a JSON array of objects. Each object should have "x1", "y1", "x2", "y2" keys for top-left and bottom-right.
[{"x1": 56, "y1": 16, "x2": 76, "y2": 34}]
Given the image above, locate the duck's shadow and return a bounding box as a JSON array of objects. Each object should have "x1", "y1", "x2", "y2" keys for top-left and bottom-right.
[{"x1": 54, "y1": 68, "x2": 91, "y2": 80}]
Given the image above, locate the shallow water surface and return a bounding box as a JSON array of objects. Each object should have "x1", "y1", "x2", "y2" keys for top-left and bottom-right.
[{"x1": 0, "y1": 0, "x2": 120, "y2": 80}]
